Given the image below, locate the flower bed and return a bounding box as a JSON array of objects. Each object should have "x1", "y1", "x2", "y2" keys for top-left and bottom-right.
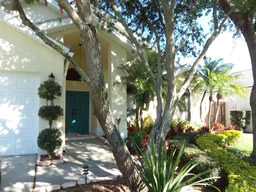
[{"x1": 196, "y1": 130, "x2": 256, "y2": 191}]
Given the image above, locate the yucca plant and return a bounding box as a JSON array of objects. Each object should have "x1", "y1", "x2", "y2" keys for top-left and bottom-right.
[{"x1": 134, "y1": 137, "x2": 218, "y2": 192}]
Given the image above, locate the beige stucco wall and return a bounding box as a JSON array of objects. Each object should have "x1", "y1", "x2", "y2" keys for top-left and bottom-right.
[
  {"x1": 0, "y1": 20, "x2": 65, "y2": 154},
  {"x1": 108, "y1": 43, "x2": 127, "y2": 139}
]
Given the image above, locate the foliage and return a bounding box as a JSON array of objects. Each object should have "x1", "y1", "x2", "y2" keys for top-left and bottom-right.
[
  {"x1": 38, "y1": 105, "x2": 63, "y2": 122},
  {"x1": 126, "y1": 125, "x2": 145, "y2": 150},
  {"x1": 37, "y1": 128, "x2": 62, "y2": 157},
  {"x1": 143, "y1": 114, "x2": 154, "y2": 134},
  {"x1": 135, "y1": 139, "x2": 214, "y2": 192},
  {"x1": 172, "y1": 132, "x2": 199, "y2": 144},
  {"x1": 38, "y1": 78, "x2": 63, "y2": 129},
  {"x1": 38, "y1": 80, "x2": 62, "y2": 101},
  {"x1": 196, "y1": 130, "x2": 256, "y2": 191},
  {"x1": 230, "y1": 110, "x2": 251, "y2": 131},
  {"x1": 169, "y1": 140, "x2": 222, "y2": 186},
  {"x1": 212, "y1": 122, "x2": 225, "y2": 132},
  {"x1": 37, "y1": 77, "x2": 63, "y2": 156}
]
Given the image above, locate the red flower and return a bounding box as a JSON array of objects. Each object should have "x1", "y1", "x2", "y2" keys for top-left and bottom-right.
[
  {"x1": 212, "y1": 122, "x2": 225, "y2": 132},
  {"x1": 177, "y1": 123, "x2": 185, "y2": 133},
  {"x1": 200, "y1": 125, "x2": 209, "y2": 132},
  {"x1": 127, "y1": 125, "x2": 136, "y2": 132},
  {"x1": 142, "y1": 135, "x2": 149, "y2": 150},
  {"x1": 225, "y1": 124, "x2": 235, "y2": 130}
]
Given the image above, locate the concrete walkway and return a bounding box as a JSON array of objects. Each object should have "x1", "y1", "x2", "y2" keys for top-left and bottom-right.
[
  {"x1": 0, "y1": 138, "x2": 121, "y2": 192},
  {"x1": 0, "y1": 155, "x2": 37, "y2": 192},
  {"x1": 35, "y1": 138, "x2": 121, "y2": 189}
]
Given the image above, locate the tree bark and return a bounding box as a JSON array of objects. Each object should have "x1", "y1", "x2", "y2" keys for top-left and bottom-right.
[
  {"x1": 14, "y1": 0, "x2": 145, "y2": 191},
  {"x1": 200, "y1": 91, "x2": 207, "y2": 122},
  {"x1": 208, "y1": 94, "x2": 213, "y2": 128},
  {"x1": 187, "y1": 89, "x2": 191, "y2": 122},
  {"x1": 218, "y1": 0, "x2": 256, "y2": 157},
  {"x1": 76, "y1": 6, "x2": 145, "y2": 192},
  {"x1": 214, "y1": 93, "x2": 222, "y2": 123}
]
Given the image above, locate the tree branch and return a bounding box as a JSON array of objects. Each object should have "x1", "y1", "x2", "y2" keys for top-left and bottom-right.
[
  {"x1": 213, "y1": 0, "x2": 218, "y2": 29},
  {"x1": 13, "y1": 0, "x2": 89, "y2": 83},
  {"x1": 110, "y1": 1, "x2": 157, "y2": 88},
  {"x1": 161, "y1": 0, "x2": 176, "y2": 116},
  {"x1": 177, "y1": 5, "x2": 235, "y2": 99}
]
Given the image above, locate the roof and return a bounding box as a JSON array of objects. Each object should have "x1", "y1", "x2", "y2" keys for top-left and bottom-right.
[{"x1": 0, "y1": 4, "x2": 70, "y2": 57}]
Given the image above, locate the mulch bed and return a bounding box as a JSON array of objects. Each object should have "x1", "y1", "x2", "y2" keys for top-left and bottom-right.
[
  {"x1": 53, "y1": 177, "x2": 131, "y2": 192},
  {"x1": 40, "y1": 154, "x2": 61, "y2": 161}
]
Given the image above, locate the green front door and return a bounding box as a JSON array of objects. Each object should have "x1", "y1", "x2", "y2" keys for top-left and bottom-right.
[{"x1": 66, "y1": 91, "x2": 89, "y2": 134}]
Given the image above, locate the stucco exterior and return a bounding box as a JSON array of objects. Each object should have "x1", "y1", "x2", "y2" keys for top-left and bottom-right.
[
  {"x1": 0, "y1": 0, "x2": 137, "y2": 156},
  {"x1": 0, "y1": 17, "x2": 66, "y2": 155}
]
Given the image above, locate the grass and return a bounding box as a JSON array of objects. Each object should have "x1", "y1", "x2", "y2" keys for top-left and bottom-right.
[
  {"x1": 228, "y1": 133, "x2": 252, "y2": 155},
  {"x1": 227, "y1": 133, "x2": 256, "y2": 166}
]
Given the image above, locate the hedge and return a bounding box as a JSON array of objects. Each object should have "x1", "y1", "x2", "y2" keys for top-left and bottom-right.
[
  {"x1": 196, "y1": 130, "x2": 256, "y2": 192},
  {"x1": 169, "y1": 140, "x2": 222, "y2": 185}
]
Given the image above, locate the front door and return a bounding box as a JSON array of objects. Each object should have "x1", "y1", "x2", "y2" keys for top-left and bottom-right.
[{"x1": 66, "y1": 91, "x2": 89, "y2": 134}]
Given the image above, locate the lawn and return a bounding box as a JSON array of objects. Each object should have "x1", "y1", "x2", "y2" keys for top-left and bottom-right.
[{"x1": 228, "y1": 133, "x2": 253, "y2": 155}]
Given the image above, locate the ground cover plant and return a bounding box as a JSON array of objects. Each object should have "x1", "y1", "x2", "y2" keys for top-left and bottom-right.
[{"x1": 196, "y1": 130, "x2": 256, "y2": 191}]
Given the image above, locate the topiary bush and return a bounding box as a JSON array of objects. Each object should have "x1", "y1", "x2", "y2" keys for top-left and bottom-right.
[
  {"x1": 196, "y1": 130, "x2": 256, "y2": 191},
  {"x1": 230, "y1": 110, "x2": 251, "y2": 131},
  {"x1": 38, "y1": 105, "x2": 63, "y2": 127},
  {"x1": 37, "y1": 128, "x2": 62, "y2": 157},
  {"x1": 37, "y1": 77, "x2": 63, "y2": 156},
  {"x1": 38, "y1": 80, "x2": 62, "y2": 101}
]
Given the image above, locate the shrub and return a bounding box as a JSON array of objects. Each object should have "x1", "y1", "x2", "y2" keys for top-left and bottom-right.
[
  {"x1": 196, "y1": 130, "x2": 256, "y2": 191},
  {"x1": 143, "y1": 114, "x2": 154, "y2": 134},
  {"x1": 169, "y1": 140, "x2": 222, "y2": 185},
  {"x1": 230, "y1": 110, "x2": 251, "y2": 131},
  {"x1": 37, "y1": 128, "x2": 62, "y2": 157},
  {"x1": 212, "y1": 122, "x2": 225, "y2": 132},
  {"x1": 126, "y1": 126, "x2": 145, "y2": 150},
  {"x1": 38, "y1": 105, "x2": 63, "y2": 122},
  {"x1": 135, "y1": 139, "x2": 214, "y2": 192},
  {"x1": 38, "y1": 80, "x2": 62, "y2": 100},
  {"x1": 225, "y1": 124, "x2": 235, "y2": 130},
  {"x1": 172, "y1": 132, "x2": 199, "y2": 144}
]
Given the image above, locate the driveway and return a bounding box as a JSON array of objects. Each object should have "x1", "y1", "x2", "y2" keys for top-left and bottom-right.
[
  {"x1": 0, "y1": 155, "x2": 37, "y2": 192},
  {"x1": 0, "y1": 138, "x2": 121, "y2": 192}
]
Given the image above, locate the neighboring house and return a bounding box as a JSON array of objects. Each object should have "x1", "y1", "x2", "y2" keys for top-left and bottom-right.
[
  {"x1": 0, "y1": 1, "x2": 134, "y2": 156},
  {"x1": 191, "y1": 69, "x2": 253, "y2": 132},
  {"x1": 128, "y1": 66, "x2": 253, "y2": 132}
]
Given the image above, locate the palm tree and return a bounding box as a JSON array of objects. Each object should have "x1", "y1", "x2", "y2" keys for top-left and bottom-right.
[
  {"x1": 192, "y1": 57, "x2": 247, "y2": 128},
  {"x1": 119, "y1": 50, "x2": 156, "y2": 130},
  {"x1": 213, "y1": 71, "x2": 248, "y2": 123},
  {"x1": 191, "y1": 57, "x2": 227, "y2": 125}
]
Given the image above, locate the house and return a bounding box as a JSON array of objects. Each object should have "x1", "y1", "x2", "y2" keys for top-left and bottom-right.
[
  {"x1": 0, "y1": 0, "x2": 134, "y2": 156},
  {"x1": 127, "y1": 66, "x2": 253, "y2": 133}
]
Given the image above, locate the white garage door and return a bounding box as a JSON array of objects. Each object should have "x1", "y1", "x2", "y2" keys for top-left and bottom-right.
[{"x1": 0, "y1": 72, "x2": 39, "y2": 156}]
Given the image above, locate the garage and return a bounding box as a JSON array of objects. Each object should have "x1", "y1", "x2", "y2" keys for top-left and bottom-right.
[{"x1": 0, "y1": 72, "x2": 40, "y2": 156}]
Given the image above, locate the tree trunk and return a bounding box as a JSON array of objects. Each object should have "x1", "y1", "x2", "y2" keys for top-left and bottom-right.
[
  {"x1": 135, "y1": 106, "x2": 140, "y2": 129},
  {"x1": 80, "y1": 27, "x2": 145, "y2": 191},
  {"x1": 200, "y1": 91, "x2": 207, "y2": 122},
  {"x1": 139, "y1": 108, "x2": 144, "y2": 132},
  {"x1": 208, "y1": 94, "x2": 213, "y2": 128},
  {"x1": 187, "y1": 89, "x2": 191, "y2": 122},
  {"x1": 242, "y1": 27, "x2": 256, "y2": 157},
  {"x1": 214, "y1": 93, "x2": 222, "y2": 123},
  {"x1": 218, "y1": 0, "x2": 256, "y2": 158}
]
